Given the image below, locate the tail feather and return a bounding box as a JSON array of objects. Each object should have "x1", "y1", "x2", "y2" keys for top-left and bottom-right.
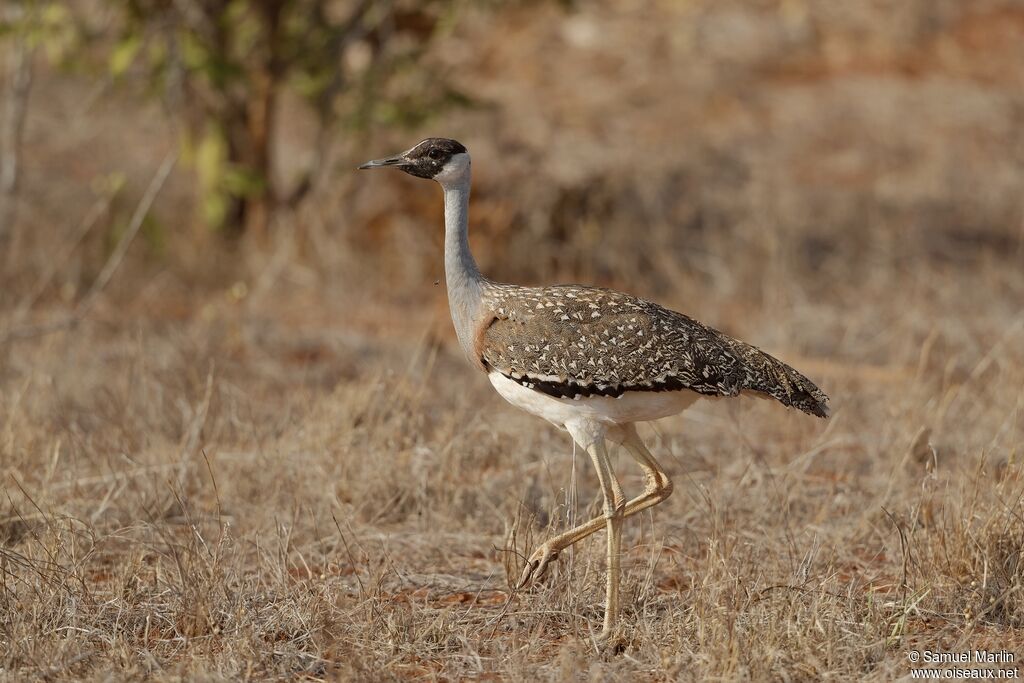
[{"x1": 725, "y1": 339, "x2": 831, "y2": 418}]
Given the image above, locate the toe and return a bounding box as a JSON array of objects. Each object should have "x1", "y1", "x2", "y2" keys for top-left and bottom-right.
[
  {"x1": 516, "y1": 561, "x2": 536, "y2": 589},
  {"x1": 533, "y1": 548, "x2": 558, "y2": 578},
  {"x1": 518, "y1": 545, "x2": 560, "y2": 588}
]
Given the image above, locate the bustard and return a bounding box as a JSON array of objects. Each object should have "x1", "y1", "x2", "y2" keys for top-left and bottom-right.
[{"x1": 359, "y1": 138, "x2": 829, "y2": 640}]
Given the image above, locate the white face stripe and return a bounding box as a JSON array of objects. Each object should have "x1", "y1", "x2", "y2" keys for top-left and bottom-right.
[{"x1": 432, "y1": 152, "x2": 471, "y2": 187}]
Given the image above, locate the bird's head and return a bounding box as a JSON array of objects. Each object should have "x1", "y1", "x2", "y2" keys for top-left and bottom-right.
[{"x1": 358, "y1": 138, "x2": 469, "y2": 184}]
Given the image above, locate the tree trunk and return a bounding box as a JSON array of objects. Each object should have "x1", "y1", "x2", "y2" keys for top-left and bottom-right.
[
  {"x1": 242, "y1": 67, "x2": 277, "y2": 245},
  {"x1": 0, "y1": 35, "x2": 33, "y2": 244},
  {"x1": 226, "y1": 0, "x2": 285, "y2": 244}
]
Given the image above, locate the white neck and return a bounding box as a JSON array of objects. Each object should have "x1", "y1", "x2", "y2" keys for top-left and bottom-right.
[{"x1": 436, "y1": 153, "x2": 485, "y2": 361}]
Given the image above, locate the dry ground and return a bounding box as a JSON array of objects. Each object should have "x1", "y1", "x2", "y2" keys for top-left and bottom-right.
[{"x1": 3, "y1": 1, "x2": 1024, "y2": 680}]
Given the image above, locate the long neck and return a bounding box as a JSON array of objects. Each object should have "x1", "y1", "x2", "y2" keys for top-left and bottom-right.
[{"x1": 441, "y1": 171, "x2": 485, "y2": 360}]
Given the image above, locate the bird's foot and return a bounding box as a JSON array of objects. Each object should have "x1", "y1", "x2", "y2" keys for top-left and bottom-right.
[
  {"x1": 594, "y1": 627, "x2": 628, "y2": 656},
  {"x1": 516, "y1": 543, "x2": 560, "y2": 589}
]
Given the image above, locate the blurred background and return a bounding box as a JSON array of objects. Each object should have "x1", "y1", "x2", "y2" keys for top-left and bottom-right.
[
  {"x1": 2, "y1": 0, "x2": 1021, "y2": 345},
  {"x1": 1, "y1": 0, "x2": 1023, "y2": 678}
]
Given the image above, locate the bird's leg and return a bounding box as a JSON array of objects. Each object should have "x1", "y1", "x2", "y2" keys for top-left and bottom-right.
[
  {"x1": 582, "y1": 435, "x2": 625, "y2": 638},
  {"x1": 518, "y1": 425, "x2": 673, "y2": 588},
  {"x1": 619, "y1": 424, "x2": 674, "y2": 514}
]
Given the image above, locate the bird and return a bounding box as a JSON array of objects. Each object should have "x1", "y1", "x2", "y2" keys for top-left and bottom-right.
[{"x1": 359, "y1": 138, "x2": 829, "y2": 641}]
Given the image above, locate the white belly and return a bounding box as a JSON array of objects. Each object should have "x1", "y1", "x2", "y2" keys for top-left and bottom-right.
[{"x1": 487, "y1": 371, "x2": 699, "y2": 429}]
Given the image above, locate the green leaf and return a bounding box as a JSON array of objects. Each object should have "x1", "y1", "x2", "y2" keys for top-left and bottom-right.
[
  {"x1": 194, "y1": 128, "x2": 228, "y2": 228},
  {"x1": 41, "y1": 3, "x2": 70, "y2": 27},
  {"x1": 222, "y1": 168, "x2": 265, "y2": 198},
  {"x1": 109, "y1": 35, "x2": 142, "y2": 77},
  {"x1": 180, "y1": 32, "x2": 208, "y2": 71}
]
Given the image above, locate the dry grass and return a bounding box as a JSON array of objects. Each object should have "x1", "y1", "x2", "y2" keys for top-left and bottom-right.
[
  {"x1": 3, "y1": 272, "x2": 1023, "y2": 680},
  {"x1": 3, "y1": 0, "x2": 1024, "y2": 680}
]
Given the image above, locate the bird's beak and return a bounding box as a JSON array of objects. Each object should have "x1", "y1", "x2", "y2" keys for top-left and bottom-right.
[{"x1": 357, "y1": 154, "x2": 407, "y2": 170}]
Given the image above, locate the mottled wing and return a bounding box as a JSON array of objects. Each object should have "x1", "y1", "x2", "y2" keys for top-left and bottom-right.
[{"x1": 480, "y1": 284, "x2": 829, "y2": 417}]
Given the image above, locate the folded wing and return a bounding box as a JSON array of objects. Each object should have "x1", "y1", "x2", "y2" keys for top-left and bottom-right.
[{"x1": 479, "y1": 283, "x2": 829, "y2": 418}]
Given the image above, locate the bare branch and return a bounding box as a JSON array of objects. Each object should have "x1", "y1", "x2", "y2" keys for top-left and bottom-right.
[
  {"x1": 0, "y1": 151, "x2": 178, "y2": 344},
  {"x1": 0, "y1": 28, "x2": 34, "y2": 241},
  {"x1": 282, "y1": 0, "x2": 376, "y2": 209},
  {"x1": 77, "y1": 151, "x2": 178, "y2": 312}
]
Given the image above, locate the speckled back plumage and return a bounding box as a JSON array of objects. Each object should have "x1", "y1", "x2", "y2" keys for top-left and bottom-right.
[{"x1": 479, "y1": 282, "x2": 830, "y2": 418}]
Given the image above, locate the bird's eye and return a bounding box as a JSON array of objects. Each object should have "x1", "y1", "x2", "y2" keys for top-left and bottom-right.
[{"x1": 428, "y1": 149, "x2": 442, "y2": 160}]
